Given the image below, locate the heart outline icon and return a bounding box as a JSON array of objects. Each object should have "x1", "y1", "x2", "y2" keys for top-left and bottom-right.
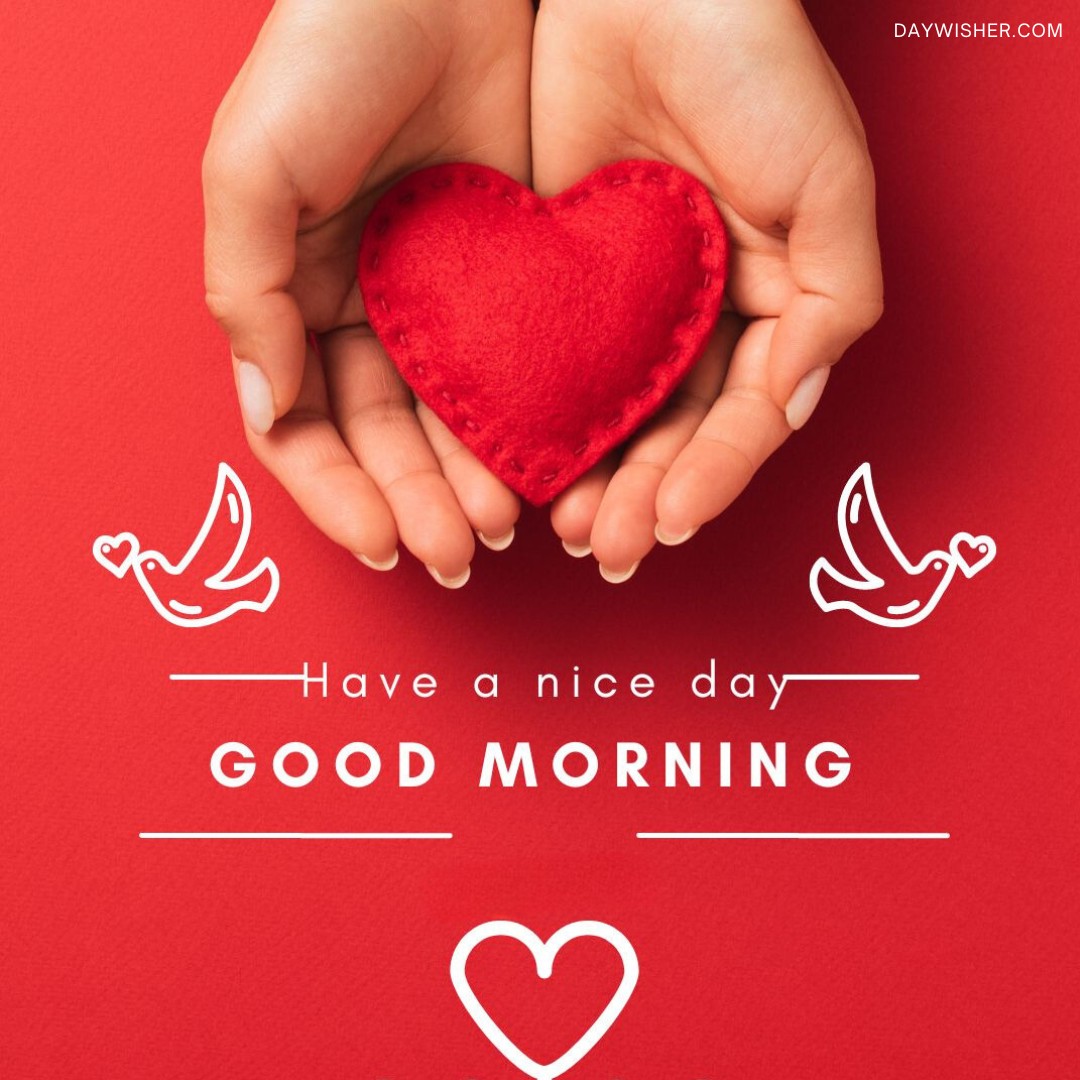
[
  {"x1": 92, "y1": 532, "x2": 138, "y2": 578},
  {"x1": 450, "y1": 920, "x2": 639, "y2": 1080},
  {"x1": 950, "y1": 532, "x2": 997, "y2": 578}
]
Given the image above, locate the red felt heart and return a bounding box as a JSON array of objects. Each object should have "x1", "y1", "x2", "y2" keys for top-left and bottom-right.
[{"x1": 358, "y1": 160, "x2": 727, "y2": 505}]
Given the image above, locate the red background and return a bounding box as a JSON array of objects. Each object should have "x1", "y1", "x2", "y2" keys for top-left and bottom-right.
[{"x1": 3, "y1": 1, "x2": 1078, "y2": 1076}]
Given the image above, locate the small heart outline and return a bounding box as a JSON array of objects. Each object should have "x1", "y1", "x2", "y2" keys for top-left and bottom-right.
[
  {"x1": 450, "y1": 919, "x2": 639, "y2": 1080},
  {"x1": 950, "y1": 532, "x2": 997, "y2": 578},
  {"x1": 92, "y1": 532, "x2": 138, "y2": 578}
]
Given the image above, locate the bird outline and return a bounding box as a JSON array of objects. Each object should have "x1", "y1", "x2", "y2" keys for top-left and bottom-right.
[
  {"x1": 809, "y1": 462, "x2": 995, "y2": 628},
  {"x1": 92, "y1": 462, "x2": 280, "y2": 628}
]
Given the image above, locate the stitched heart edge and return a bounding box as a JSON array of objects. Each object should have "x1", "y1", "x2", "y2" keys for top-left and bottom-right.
[{"x1": 359, "y1": 160, "x2": 727, "y2": 504}]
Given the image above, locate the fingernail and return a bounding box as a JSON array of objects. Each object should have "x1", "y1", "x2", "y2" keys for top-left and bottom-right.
[
  {"x1": 599, "y1": 561, "x2": 640, "y2": 584},
  {"x1": 356, "y1": 550, "x2": 399, "y2": 572},
  {"x1": 478, "y1": 527, "x2": 515, "y2": 552},
  {"x1": 236, "y1": 361, "x2": 275, "y2": 435},
  {"x1": 655, "y1": 524, "x2": 698, "y2": 546},
  {"x1": 427, "y1": 564, "x2": 471, "y2": 589},
  {"x1": 562, "y1": 540, "x2": 592, "y2": 558},
  {"x1": 785, "y1": 365, "x2": 830, "y2": 431}
]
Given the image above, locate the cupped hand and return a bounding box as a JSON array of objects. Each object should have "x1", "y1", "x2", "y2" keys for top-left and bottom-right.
[
  {"x1": 532, "y1": 0, "x2": 883, "y2": 581},
  {"x1": 203, "y1": 0, "x2": 533, "y2": 586}
]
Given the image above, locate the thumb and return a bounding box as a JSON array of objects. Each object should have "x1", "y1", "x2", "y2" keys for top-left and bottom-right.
[
  {"x1": 203, "y1": 126, "x2": 306, "y2": 434},
  {"x1": 767, "y1": 141, "x2": 883, "y2": 430}
]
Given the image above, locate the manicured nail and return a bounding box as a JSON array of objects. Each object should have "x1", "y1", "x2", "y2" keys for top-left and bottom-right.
[
  {"x1": 236, "y1": 361, "x2": 275, "y2": 435},
  {"x1": 427, "y1": 564, "x2": 471, "y2": 589},
  {"x1": 599, "y1": 561, "x2": 640, "y2": 584},
  {"x1": 655, "y1": 524, "x2": 698, "y2": 547},
  {"x1": 785, "y1": 365, "x2": 830, "y2": 431},
  {"x1": 356, "y1": 550, "x2": 399, "y2": 572},
  {"x1": 478, "y1": 527, "x2": 515, "y2": 552},
  {"x1": 562, "y1": 540, "x2": 592, "y2": 558}
]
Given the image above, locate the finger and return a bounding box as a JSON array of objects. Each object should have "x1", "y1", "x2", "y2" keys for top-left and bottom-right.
[
  {"x1": 589, "y1": 318, "x2": 739, "y2": 579},
  {"x1": 650, "y1": 1, "x2": 883, "y2": 424},
  {"x1": 415, "y1": 404, "x2": 520, "y2": 551},
  {"x1": 550, "y1": 454, "x2": 619, "y2": 558},
  {"x1": 768, "y1": 138, "x2": 883, "y2": 423},
  {"x1": 203, "y1": 120, "x2": 307, "y2": 434},
  {"x1": 202, "y1": 0, "x2": 455, "y2": 435},
  {"x1": 656, "y1": 318, "x2": 791, "y2": 537},
  {"x1": 321, "y1": 329, "x2": 475, "y2": 587},
  {"x1": 246, "y1": 343, "x2": 399, "y2": 568}
]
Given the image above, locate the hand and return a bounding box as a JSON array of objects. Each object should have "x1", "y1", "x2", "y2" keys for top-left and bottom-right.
[
  {"x1": 203, "y1": 0, "x2": 532, "y2": 586},
  {"x1": 532, "y1": 0, "x2": 883, "y2": 581}
]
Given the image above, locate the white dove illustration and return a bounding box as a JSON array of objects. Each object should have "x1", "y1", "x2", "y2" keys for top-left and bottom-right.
[
  {"x1": 810, "y1": 463, "x2": 995, "y2": 628},
  {"x1": 92, "y1": 462, "x2": 280, "y2": 628}
]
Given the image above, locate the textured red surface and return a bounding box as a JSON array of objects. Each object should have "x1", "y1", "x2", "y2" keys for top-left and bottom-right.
[
  {"x1": 2, "y1": 2, "x2": 1079, "y2": 1078},
  {"x1": 359, "y1": 161, "x2": 727, "y2": 504}
]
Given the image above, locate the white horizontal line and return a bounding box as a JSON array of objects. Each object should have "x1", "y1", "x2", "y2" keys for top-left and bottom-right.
[
  {"x1": 782, "y1": 674, "x2": 920, "y2": 682},
  {"x1": 637, "y1": 832, "x2": 949, "y2": 840},
  {"x1": 169, "y1": 674, "x2": 307, "y2": 681},
  {"x1": 139, "y1": 832, "x2": 453, "y2": 840}
]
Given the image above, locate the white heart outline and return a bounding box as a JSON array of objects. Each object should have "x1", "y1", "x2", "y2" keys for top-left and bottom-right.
[
  {"x1": 949, "y1": 531, "x2": 997, "y2": 578},
  {"x1": 92, "y1": 531, "x2": 139, "y2": 578},
  {"x1": 450, "y1": 919, "x2": 639, "y2": 1080}
]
